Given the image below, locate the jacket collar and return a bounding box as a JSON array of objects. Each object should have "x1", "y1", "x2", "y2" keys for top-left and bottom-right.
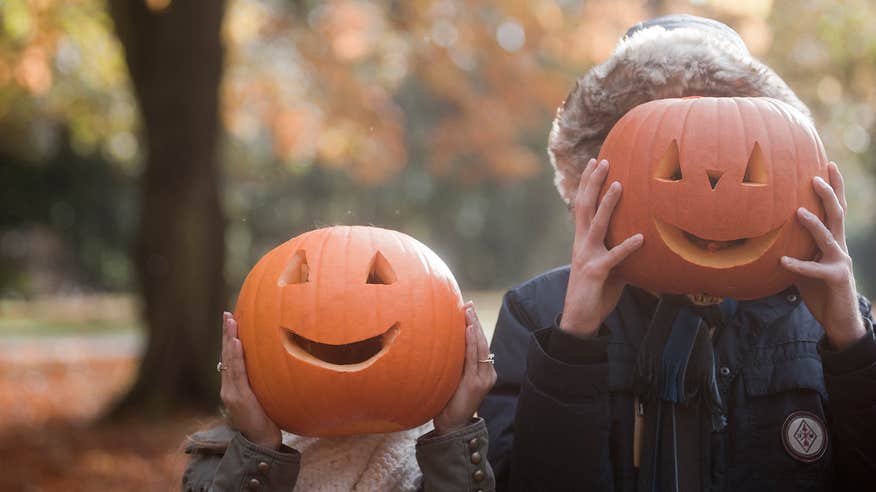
[
  {"x1": 736, "y1": 286, "x2": 803, "y2": 328},
  {"x1": 610, "y1": 285, "x2": 803, "y2": 342}
]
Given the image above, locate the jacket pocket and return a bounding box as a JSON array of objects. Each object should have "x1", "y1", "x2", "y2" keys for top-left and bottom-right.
[
  {"x1": 733, "y1": 352, "x2": 833, "y2": 489},
  {"x1": 742, "y1": 355, "x2": 828, "y2": 401}
]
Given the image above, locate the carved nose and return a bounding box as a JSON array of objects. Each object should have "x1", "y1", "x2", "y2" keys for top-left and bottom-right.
[{"x1": 706, "y1": 169, "x2": 724, "y2": 190}]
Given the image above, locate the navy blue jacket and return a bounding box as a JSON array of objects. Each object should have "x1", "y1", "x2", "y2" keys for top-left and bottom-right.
[{"x1": 480, "y1": 266, "x2": 876, "y2": 491}]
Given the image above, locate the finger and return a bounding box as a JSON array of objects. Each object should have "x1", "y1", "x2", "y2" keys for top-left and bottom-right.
[
  {"x1": 828, "y1": 162, "x2": 847, "y2": 213},
  {"x1": 797, "y1": 207, "x2": 842, "y2": 256},
  {"x1": 469, "y1": 307, "x2": 490, "y2": 376},
  {"x1": 576, "y1": 160, "x2": 609, "y2": 228},
  {"x1": 221, "y1": 313, "x2": 233, "y2": 382},
  {"x1": 226, "y1": 318, "x2": 250, "y2": 390},
  {"x1": 604, "y1": 233, "x2": 644, "y2": 268},
  {"x1": 228, "y1": 339, "x2": 250, "y2": 390},
  {"x1": 226, "y1": 312, "x2": 239, "y2": 339},
  {"x1": 577, "y1": 158, "x2": 598, "y2": 195},
  {"x1": 781, "y1": 256, "x2": 834, "y2": 280},
  {"x1": 220, "y1": 313, "x2": 237, "y2": 407},
  {"x1": 588, "y1": 181, "x2": 621, "y2": 246},
  {"x1": 573, "y1": 159, "x2": 597, "y2": 224},
  {"x1": 573, "y1": 159, "x2": 597, "y2": 205},
  {"x1": 812, "y1": 176, "x2": 845, "y2": 241},
  {"x1": 462, "y1": 318, "x2": 477, "y2": 378}
]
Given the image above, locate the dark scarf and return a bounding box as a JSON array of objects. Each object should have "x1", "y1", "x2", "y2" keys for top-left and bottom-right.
[{"x1": 634, "y1": 295, "x2": 737, "y2": 492}]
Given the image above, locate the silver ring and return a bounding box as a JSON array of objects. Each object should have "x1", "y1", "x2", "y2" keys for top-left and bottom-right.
[
  {"x1": 217, "y1": 361, "x2": 227, "y2": 373},
  {"x1": 478, "y1": 353, "x2": 495, "y2": 364}
]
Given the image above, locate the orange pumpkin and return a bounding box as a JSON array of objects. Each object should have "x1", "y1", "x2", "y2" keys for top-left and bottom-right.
[
  {"x1": 599, "y1": 97, "x2": 829, "y2": 300},
  {"x1": 235, "y1": 226, "x2": 465, "y2": 437}
]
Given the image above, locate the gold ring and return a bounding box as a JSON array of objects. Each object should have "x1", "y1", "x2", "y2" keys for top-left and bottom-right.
[
  {"x1": 217, "y1": 361, "x2": 227, "y2": 373},
  {"x1": 478, "y1": 353, "x2": 495, "y2": 364}
]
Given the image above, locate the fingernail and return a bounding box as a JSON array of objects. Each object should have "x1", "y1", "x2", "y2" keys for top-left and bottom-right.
[
  {"x1": 600, "y1": 159, "x2": 608, "y2": 167},
  {"x1": 610, "y1": 181, "x2": 620, "y2": 191},
  {"x1": 781, "y1": 256, "x2": 792, "y2": 264},
  {"x1": 798, "y1": 207, "x2": 809, "y2": 215},
  {"x1": 814, "y1": 176, "x2": 827, "y2": 186},
  {"x1": 634, "y1": 233, "x2": 644, "y2": 243}
]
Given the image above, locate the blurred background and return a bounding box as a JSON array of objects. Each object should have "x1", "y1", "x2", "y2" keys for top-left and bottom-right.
[{"x1": 1, "y1": 0, "x2": 874, "y2": 489}]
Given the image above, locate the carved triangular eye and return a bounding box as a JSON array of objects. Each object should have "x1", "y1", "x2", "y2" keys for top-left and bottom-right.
[
  {"x1": 743, "y1": 142, "x2": 768, "y2": 185},
  {"x1": 654, "y1": 140, "x2": 682, "y2": 182},
  {"x1": 279, "y1": 250, "x2": 309, "y2": 285},
  {"x1": 367, "y1": 251, "x2": 396, "y2": 285}
]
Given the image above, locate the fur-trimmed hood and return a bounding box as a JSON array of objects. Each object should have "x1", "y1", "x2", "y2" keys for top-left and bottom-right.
[{"x1": 548, "y1": 14, "x2": 810, "y2": 204}]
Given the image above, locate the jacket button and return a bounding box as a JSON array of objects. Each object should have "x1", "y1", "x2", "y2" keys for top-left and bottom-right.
[
  {"x1": 787, "y1": 294, "x2": 798, "y2": 303},
  {"x1": 468, "y1": 438, "x2": 479, "y2": 451},
  {"x1": 472, "y1": 469, "x2": 485, "y2": 482},
  {"x1": 470, "y1": 451, "x2": 482, "y2": 464},
  {"x1": 247, "y1": 478, "x2": 261, "y2": 490},
  {"x1": 719, "y1": 366, "x2": 731, "y2": 377},
  {"x1": 257, "y1": 461, "x2": 270, "y2": 474}
]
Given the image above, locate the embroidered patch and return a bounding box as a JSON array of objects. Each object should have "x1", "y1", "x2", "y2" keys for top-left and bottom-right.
[{"x1": 782, "y1": 411, "x2": 828, "y2": 462}]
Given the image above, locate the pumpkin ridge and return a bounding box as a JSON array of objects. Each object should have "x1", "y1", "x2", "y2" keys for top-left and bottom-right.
[
  {"x1": 608, "y1": 98, "x2": 666, "y2": 246},
  {"x1": 672, "y1": 100, "x2": 697, "y2": 226},
  {"x1": 251, "y1": 245, "x2": 287, "y2": 429},
  {"x1": 393, "y1": 230, "x2": 413, "y2": 421},
  {"x1": 418, "y1": 239, "x2": 442, "y2": 421},
  {"x1": 752, "y1": 99, "x2": 783, "y2": 231},
  {"x1": 311, "y1": 227, "x2": 336, "y2": 422}
]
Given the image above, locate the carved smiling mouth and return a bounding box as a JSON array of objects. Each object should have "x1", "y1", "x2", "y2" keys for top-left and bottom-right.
[
  {"x1": 282, "y1": 323, "x2": 400, "y2": 371},
  {"x1": 653, "y1": 218, "x2": 782, "y2": 269}
]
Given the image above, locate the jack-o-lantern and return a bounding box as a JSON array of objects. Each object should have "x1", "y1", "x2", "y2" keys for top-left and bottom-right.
[
  {"x1": 235, "y1": 226, "x2": 465, "y2": 437},
  {"x1": 599, "y1": 97, "x2": 828, "y2": 300}
]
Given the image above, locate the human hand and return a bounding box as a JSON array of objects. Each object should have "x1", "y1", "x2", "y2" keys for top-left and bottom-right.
[
  {"x1": 433, "y1": 303, "x2": 497, "y2": 436},
  {"x1": 561, "y1": 158, "x2": 644, "y2": 337},
  {"x1": 780, "y1": 162, "x2": 866, "y2": 350},
  {"x1": 219, "y1": 312, "x2": 282, "y2": 449}
]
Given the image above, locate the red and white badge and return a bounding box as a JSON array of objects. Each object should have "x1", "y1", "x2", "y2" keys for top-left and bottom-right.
[{"x1": 782, "y1": 411, "x2": 828, "y2": 462}]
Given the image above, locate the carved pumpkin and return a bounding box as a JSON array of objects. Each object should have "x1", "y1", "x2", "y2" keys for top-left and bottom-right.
[
  {"x1": 599, "y1": 97, "x2": 829, "y2": 300},
  {"x1": 235, "y1": 226, "x2": 465, "y2": 436}
]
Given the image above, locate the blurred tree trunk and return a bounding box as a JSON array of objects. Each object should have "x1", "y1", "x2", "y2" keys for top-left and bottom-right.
[{"x1": 108, "y1": 0, "x2": 226, "y2": 415}]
